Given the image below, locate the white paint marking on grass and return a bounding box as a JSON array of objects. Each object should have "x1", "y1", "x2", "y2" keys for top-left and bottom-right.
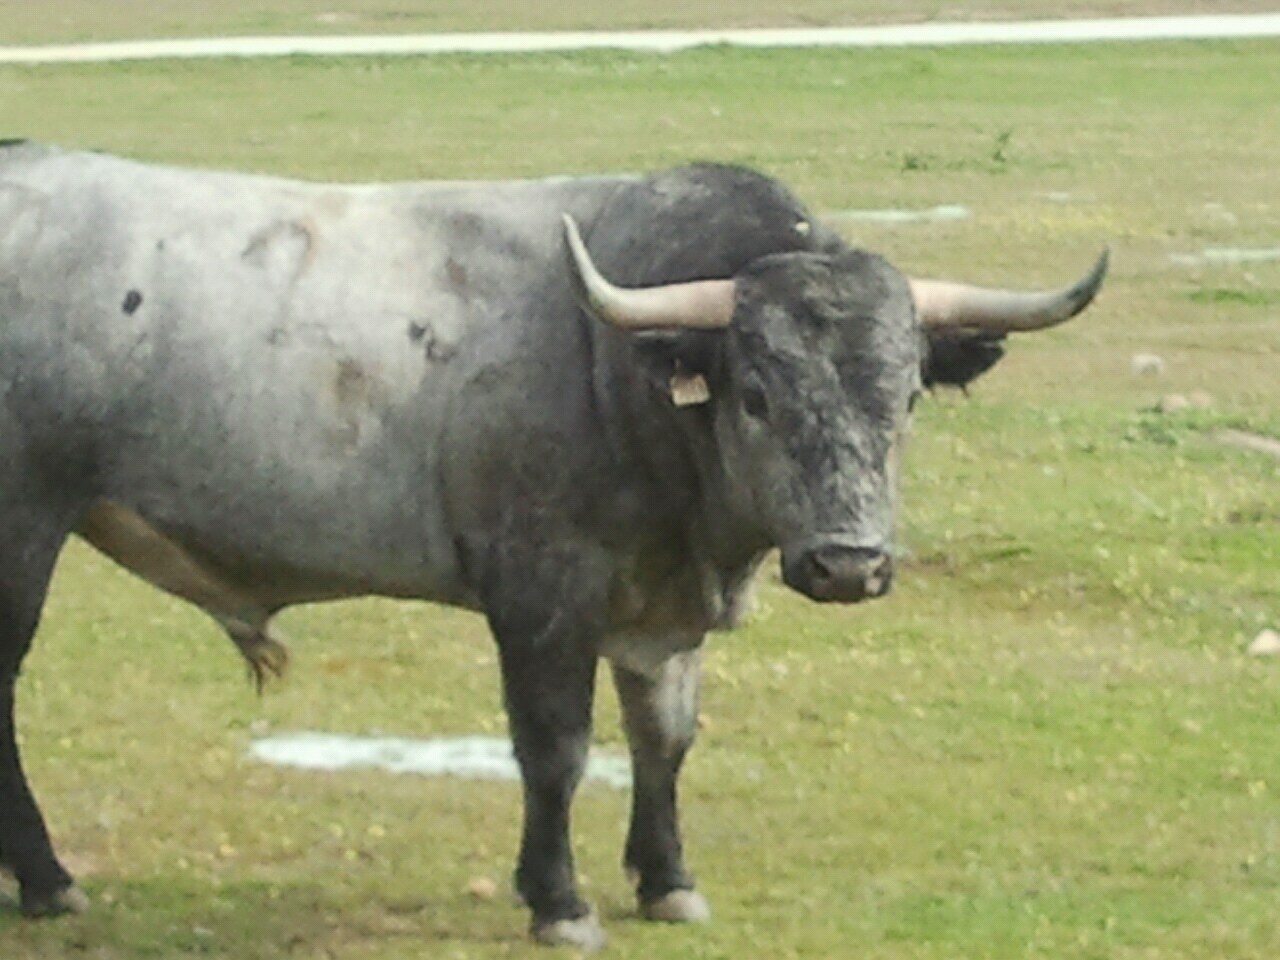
[
  {"x1": 1170, "y1": 247, "x2": 1280, "y2": 267},
  {"x1": 4, "y1": 14, "x2": 1280, "y2": 65},
  {"x1": 825, "y1": 204, "x2": 970, "y2": 225},
  {"x1": 248, "y1": 733, "x2": 632, "y2": 789}
]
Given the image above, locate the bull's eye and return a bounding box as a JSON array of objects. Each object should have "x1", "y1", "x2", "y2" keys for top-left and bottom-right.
[{"x1": 742, "y1": 383, "x2": 770, "y2": 421}]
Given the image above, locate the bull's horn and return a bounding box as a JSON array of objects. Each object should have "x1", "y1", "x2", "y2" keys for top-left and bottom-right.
[
  {"x1": 562, "y1": 214, "x2": 736, "y2": 330},
  {"x1": 910, "y1": 249, "x2": 1109, "y2": 333}
]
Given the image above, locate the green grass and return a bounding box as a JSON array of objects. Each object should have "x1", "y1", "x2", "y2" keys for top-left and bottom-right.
[
  {"x1": 2, "y1": 0, "x2": 1277, "y2": 46},
  {"x1": 1187, "y1": 288, "x2": 1280, "y2": 307},
  {"x1": 2, "y1": 39, "x2": 1279, "y2": 960}
]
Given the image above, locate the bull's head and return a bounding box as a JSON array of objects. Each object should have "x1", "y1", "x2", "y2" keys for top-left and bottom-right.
[{"x1": 563, "y1": 215, "x2": 1106, "y2": 604}]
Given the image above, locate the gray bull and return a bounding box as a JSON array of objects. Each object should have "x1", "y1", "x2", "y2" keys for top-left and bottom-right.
[{"x1": 0, "y1": 142, "x2": 1106, "y2": 948}]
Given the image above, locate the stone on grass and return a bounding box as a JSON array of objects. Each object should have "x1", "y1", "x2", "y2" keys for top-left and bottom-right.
[
  {"x1": 1156, "y1": 391, "x2": 1213, "y2": 414},
  {"x1": 1131, "y1": 353, "x2": 1166, "y2": 376},
  {"x1": 1247, "y1": 629, "x2": 1280, "y2": 657}
]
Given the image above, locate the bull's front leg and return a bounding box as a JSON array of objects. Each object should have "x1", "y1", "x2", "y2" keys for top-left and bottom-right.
[
  {"x1": 492, "y1": 613, "x2": 604, "y2": 950},
  {"x1": 611, "y1": 647, "x2": 711, "y2": 924}
]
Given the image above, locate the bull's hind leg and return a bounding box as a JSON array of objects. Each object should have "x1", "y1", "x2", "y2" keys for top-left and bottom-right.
[
  {"x1": 0, "y1": 499, "x2": 86, "y2": 916},
  {"x1": 611, "y1": 648, "x2": 710, "y2": 924}
]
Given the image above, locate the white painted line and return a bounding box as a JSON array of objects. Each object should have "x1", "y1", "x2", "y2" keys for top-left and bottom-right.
[
  {"x1": 248, "y1": 732, "x2": 633, "y2": 789},
  {"x1": 1170, "y1": 247, "x2": 1280, "y2": 266},
  {"x1": 826, "y1": 205, "x2": 971, "y2": 224},
  {"x1": 3, "y1": 15, "x2": 1280, "y2": 65}
]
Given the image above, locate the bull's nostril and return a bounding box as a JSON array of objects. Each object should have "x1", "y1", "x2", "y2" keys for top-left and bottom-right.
[
  {"x1": 786, "y1": 544, "x2": 894, "y2": 603},
  {"x1": 807, "y1": 552, "x2": 835, "y2": 583}
]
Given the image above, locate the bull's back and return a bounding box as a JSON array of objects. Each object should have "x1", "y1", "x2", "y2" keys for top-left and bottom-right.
[{"x1": 0, "y1": 145, "x2": 623, "y2": 602}]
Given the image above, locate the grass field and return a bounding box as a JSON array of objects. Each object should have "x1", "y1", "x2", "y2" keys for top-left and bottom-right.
[
  {"x1": 2, "y1": 36, "x2": 1280, "y2": 960},
  {"x1": 2, "y1": 0, "x2": 1280, "y2": 45}
]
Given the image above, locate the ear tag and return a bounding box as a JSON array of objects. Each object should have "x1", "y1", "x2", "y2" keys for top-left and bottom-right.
[{"x1": 670, "y1": 372, "x2": 711, "y2": 407}]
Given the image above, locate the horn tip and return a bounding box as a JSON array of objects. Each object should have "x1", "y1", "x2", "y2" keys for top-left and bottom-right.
[
  {"x1": 1067, "y1": 246, "x2": 1111, "y2": 316},
  {"x1": 1093, "y1": 246, "x2": 1111, "y2": 280}
]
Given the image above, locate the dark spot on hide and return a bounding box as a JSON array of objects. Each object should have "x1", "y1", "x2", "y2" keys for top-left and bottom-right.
[
  {"x1": 406, "y1": 320, "x2": 455, "y2": 363},
  {"x1": 324, "y1": 357, "x2": 388, "y2": 451},
  {"x1": 427, "y1": 338, "x2": 456, "y2": 363},
  {"x1": 438, "y1": 210, "x2": 536, "y2": 265},
  {"x1": 333, "y1": 358, "x2": 372, "y2": 407},
  {"x1": 155, "y1": 239, "x2": 166, "y2": 252},
  {"x1": 441, "y1": 254, "x2": 500, "y2": 311},
  {"x1": 122, "y1": 290, "x2": 143, "y2": 315},
  {"x1": 443, "y1": 211, "x2": 488, "y2": 244},
  {"x1": 445, "y1": 258, "x2": 468, "y2": 290}
]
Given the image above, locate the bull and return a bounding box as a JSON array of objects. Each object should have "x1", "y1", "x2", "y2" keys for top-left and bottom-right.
[{"x1": 0, "y1": 141, "x2": 1106, "y2": 948}]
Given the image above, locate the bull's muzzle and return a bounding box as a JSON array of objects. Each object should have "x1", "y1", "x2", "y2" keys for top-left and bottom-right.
[{"x1": 782, "y1": 544, "x2": 894, "y2": 604}]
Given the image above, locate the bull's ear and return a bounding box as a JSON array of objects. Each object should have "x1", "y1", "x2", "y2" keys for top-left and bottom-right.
[
  {"x1": 631, "y1": 330, "x2": 721, "y2": 408},
  {"x1": 921, "y1": 328, "x2": 1007, "y2": 390}
]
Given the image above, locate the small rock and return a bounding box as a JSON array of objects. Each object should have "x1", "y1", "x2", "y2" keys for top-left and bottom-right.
[
  {"x1": 1247, "y1": 629, "x2": 1280, "y2": 657},
  {"x1": 1154, "y1": 392, "x2": 1211, "y2": 414},
  {"x1": 467, "y1": 876, "x2": 498, "y2": 901},
  {"x1": 1156, "y1": 394, "x2": 1190, "y2": 414},
  {"x1": 1131, "y1": 353, "x2": 1166, "y2": 376}
]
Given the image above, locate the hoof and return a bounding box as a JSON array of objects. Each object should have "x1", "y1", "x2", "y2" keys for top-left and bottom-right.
[
  {"x1": 21, "y1": 884, "x2": 90, "y2": 918},
  {"x1": 531, "y1": 911, "x2": 607, "y2": 951},
  {"x1": 641, "y1": 888, "x2": 711, "y2": 924}
]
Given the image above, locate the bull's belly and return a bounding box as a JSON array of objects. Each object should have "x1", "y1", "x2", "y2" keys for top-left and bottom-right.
[{"x1": 79, "y1": 496, "x2": 471, "y2": 615}]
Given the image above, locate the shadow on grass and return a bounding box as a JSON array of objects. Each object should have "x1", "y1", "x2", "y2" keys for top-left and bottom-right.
[{"x1": 0, "y1": 872, "x2": 529, "y2": 958}]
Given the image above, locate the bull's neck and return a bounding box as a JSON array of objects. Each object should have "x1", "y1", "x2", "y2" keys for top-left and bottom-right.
[{"x1": 587, "y1": 326, "x2": 770, "y2": 573}]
